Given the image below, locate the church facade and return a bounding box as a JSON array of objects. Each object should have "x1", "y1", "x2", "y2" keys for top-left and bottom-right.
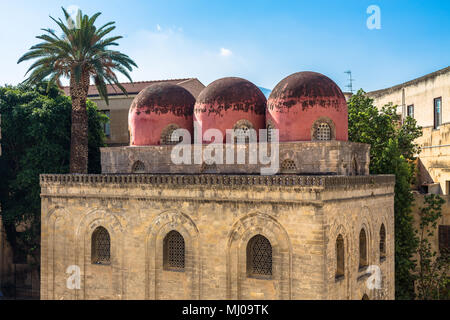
[{"x1": 40, "y1": 72, "x2": 395, "y2": 300}]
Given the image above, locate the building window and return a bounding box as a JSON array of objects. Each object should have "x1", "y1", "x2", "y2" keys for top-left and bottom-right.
[
  {"x1": 359, "y1": 229, "x2": 368, "y2": 269},
  {"x1": 247, "y1": 235, "x2": 272, "y2": 278},
  {"x1": 101, "y1": 110, "x2": 111, "y2": 137},
  {"x1": 336, "y1": 234, "x2": 345, "y2": 278},
  {"x1": 438, "y1": 225, "x2": 450, "y2": 254},
  {"x1": 434, "y1": 97, "x2": 442, "y2": 129},
  {"x1": 201, "y1": 162, "x2": 217, "y2": 173},
  {"x1": 407, "y1": 105, "x2": 414, "y2": 118},
  {"x1": 233, "y1": 120, "x2": 254, "y2": 144},
  {"x1": 91, "y1": 227, "x2": 111, "y2": 265},
  {"x1": 380, "y1": 224, "x2": 386, "y2": 261},
  {"x1": 161, "y1": 124, "x2": 182, "y2": 145},
  {"x1": 163, "y1": 231, "x2": 185, "y2": 271},
  {"x1": 132, "y1": 160, "x2": 145, "y2": 173},
  {"x1": 280, "y1": 159, "x2": 297, "y2": 174},
  {"x1": 352, "y1": 157, "x2": 359, "y2": 176},
  {"x1": 316, "y1": 123, "x2": 331, "y2": 141}
]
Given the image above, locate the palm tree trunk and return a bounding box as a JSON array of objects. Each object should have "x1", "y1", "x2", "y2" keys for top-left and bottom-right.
[{"x1": 69, "y1": 71, "x2": 90, "y2": 174}]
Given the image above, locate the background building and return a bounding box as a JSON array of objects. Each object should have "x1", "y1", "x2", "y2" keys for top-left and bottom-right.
[
  {"x1": 63, "y1": 78, "x2": 205, "y2": 146},
  {"x1": 367, "y1": 66, "x2": 450, "y2": 259}
]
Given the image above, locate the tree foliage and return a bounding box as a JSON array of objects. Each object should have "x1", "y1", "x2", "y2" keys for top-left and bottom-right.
[
  {"x1": 17, "y1": 7, "x2": 137, "y2": 173},
  {"x1": 416, "y1": 194, "x2": 449, "y2": 299},
  {"x1": 0, "y1": 82, "x2": 106, "y2": 264},
  {"x1": 348, "y1": 89, "x2": 423, "y2": 299}
]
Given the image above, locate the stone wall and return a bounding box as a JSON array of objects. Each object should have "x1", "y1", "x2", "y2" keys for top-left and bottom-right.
[
  {"x1": 40, "y1": 174, "x2": 395, "y2": 300},
  {"x1": 101, "y1": 141, "x2": 370, "y2": 176}
]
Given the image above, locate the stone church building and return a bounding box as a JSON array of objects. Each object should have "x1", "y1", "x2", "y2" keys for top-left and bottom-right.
[{"x1": 40, "y1": 72, "x2": 395, "y2": 300}]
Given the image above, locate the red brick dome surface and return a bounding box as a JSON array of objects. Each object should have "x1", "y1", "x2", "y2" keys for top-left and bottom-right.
[
  {"x1": 194, "y1": 77, "x2": 266, "y2": 143},
  {"x1": 129, "y1": 83, "x2": 195, "y2": 146},
  {"x1": 267, "y1": 71, "x2": 348, "y2": 142}
]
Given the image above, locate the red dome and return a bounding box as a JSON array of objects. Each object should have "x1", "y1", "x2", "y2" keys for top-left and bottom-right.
[
  {"x1": 267, "y1": 72, "x2": 348, "y2": 142},
  {"x1": 129, "y1": 83, "x2": 195, "y2": 146},
  {"x1": 194, "y1": 77, "x2": 266, "y2": 143}
]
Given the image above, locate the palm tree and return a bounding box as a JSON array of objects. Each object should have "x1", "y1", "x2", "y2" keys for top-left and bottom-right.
[{"x1": 18, "y1": 8, "x2": 137, "y2": 173}]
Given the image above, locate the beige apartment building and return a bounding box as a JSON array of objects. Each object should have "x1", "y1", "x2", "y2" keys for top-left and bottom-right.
[
  {"x1": 63, "y1": 78, "x2": 205, "y2": 146},
  {"x1": 368, "y1": 66, "x2": 450, "y2": 256}
]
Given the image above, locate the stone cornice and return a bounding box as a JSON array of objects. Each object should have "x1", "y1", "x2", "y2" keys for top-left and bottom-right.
[{"x1": 40, "y1": 174, "x2": 395, "y2": 189}]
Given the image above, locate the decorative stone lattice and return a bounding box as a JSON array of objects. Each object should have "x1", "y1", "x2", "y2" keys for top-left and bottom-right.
[
  {"x1": 359, "y1": 229, "x2": 368, "y2": 268},
  {"x1": 92, "y1": 227, "x2": 111, "y2": 264},
  {"x1": 248, "y1": 235, "x2": 272, "y2": 277},
  {"x1": 164, "y1": 231, "x2": 185, "y2": 270},
  {"x1": 316, "y1": 123, "x2": 331, "y2": 141},
  {"x1": 379, "y1": 224, "x2": 386, "y2": 260},
  {"x1": 201, "y1": 162, "x2": 217, "y2": 173},
  {"x1": 336, "y1": 234, "x2": 344, "y2": 277},
  {"x1": 161, "y1": 124, "x2": 182, "y2": 145},
  {"x1": 233, "y1": 120, "x2": 254, "y2": 144},
  {"x1": 281, "y1": 159, "x2": 297, "y2": 173},
  {"x1": 132, "y1": 161, "x2": 146, "y2": 173}
]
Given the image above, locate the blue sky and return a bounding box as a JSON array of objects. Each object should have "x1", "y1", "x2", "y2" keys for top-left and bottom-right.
[{"x1": 0, "y1": 0, "x2": 448, "y2": 92}]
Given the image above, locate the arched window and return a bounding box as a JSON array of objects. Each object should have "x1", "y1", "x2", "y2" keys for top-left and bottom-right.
[
  {"x1": 201, "y1": 162, "x2": 217, "y2": 173},
  {"x1": 280, "y1": 159, "x2": 297, "y2": 174},
  {"x1": 163, "y1": 231, "x2": 185, "y2": 271},
  {"x1": 91, "y1": 227, "x2": 111, "y2": 264},
  {"x1": 316, "y1": 123, "x2": 331, "y2": 141},
  {"x1": 247, "y1": 235, "x2": 272, "y2": 278},
  {"x1": 311, "y1": 118, "x2": 336, "y2": 141},
  {"x1": 160, "y1": 124, "x2": 182, "y2": 145},
  {"x1": 132, "y1": 160, "x2": 145, "y2": 173},
  {"x1": 233, "y1": 120, "x2": 254, "y2": 144},
  {"x1": 336, "y1": 234, "x2": 345, "y2": 278},
  {"x1": 380, "y1": 224, "x2": 386, "y2": 261},
  {"x1": 359, "y1": 229, "x2": 368, "y2": 268},
  {"x1": 352, "y1": 157, "x2": 359, "y2": 176}
]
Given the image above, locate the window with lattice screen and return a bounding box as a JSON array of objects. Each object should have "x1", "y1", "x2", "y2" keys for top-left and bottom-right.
[
  {"x1": 359, "y1": 229, "x2": 368, "y2": 268},
  {"x1": 201, "y1": 162, "x2": 217, "y2": 173},
  {"x1": 439, "y1": 225, "x2": 450, "y2": 254},
  {"x1": 380, "y1": 224, "x2": 386, "y2": 261},
  {"x1": 336, "y1": 234, "x2": 345, "y2": 278},
  {"x1": 233, "y1": 120, "x2": 254, "y2": 144},
  {"x1": 161, "y1": 124, "x2": 182, "y2": 145},
  {"x1": 280, "y1": 159, "x2": 297, "y2": 174},
  {"x1": 316, "y1": 123, "x2": 331, "y2": 141},
  {"x1": 91, "y1": 227, "x2": 111, "y2": 265},
  {"x1": 132, "y1": 160, "x2": 145, "y2": 173},
  {"x1": 247, "y1": 235, "x2": 272, "y2": 278},
  {"x1": 163, "y1": 230, "x2": 185, "y2": 271}
]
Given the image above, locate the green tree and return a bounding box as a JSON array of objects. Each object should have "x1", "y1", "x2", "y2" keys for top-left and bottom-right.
[
  {"x1": 348, "y1": 89, "x2": 422, "y2": 299},
  {"x1": 416, "y1": 194, "x2": 449, "y2": 299},
  {"x1": 18, "y1": 7, "x2": 137, "y2": 174},
  {"x1": 0, "y1": 82, "x2": 107, "y2": 266}
]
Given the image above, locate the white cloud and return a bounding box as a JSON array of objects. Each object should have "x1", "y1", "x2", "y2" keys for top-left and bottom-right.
[
  {"x1": 156, "y1": 24, "x2": 162, "y2": 31},
  {"x1": 220, "y1": 48, "x2": 233, "y2": 57}
]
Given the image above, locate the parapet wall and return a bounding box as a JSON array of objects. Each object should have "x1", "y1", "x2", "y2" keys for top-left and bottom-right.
[{"x1": 100, "y1": 141, "x2": 370, "y2": 176}]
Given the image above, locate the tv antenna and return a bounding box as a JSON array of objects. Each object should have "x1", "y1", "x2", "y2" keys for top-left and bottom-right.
[{"x1": 344, "y1": 70, "x2": 355, "y2": 93}]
